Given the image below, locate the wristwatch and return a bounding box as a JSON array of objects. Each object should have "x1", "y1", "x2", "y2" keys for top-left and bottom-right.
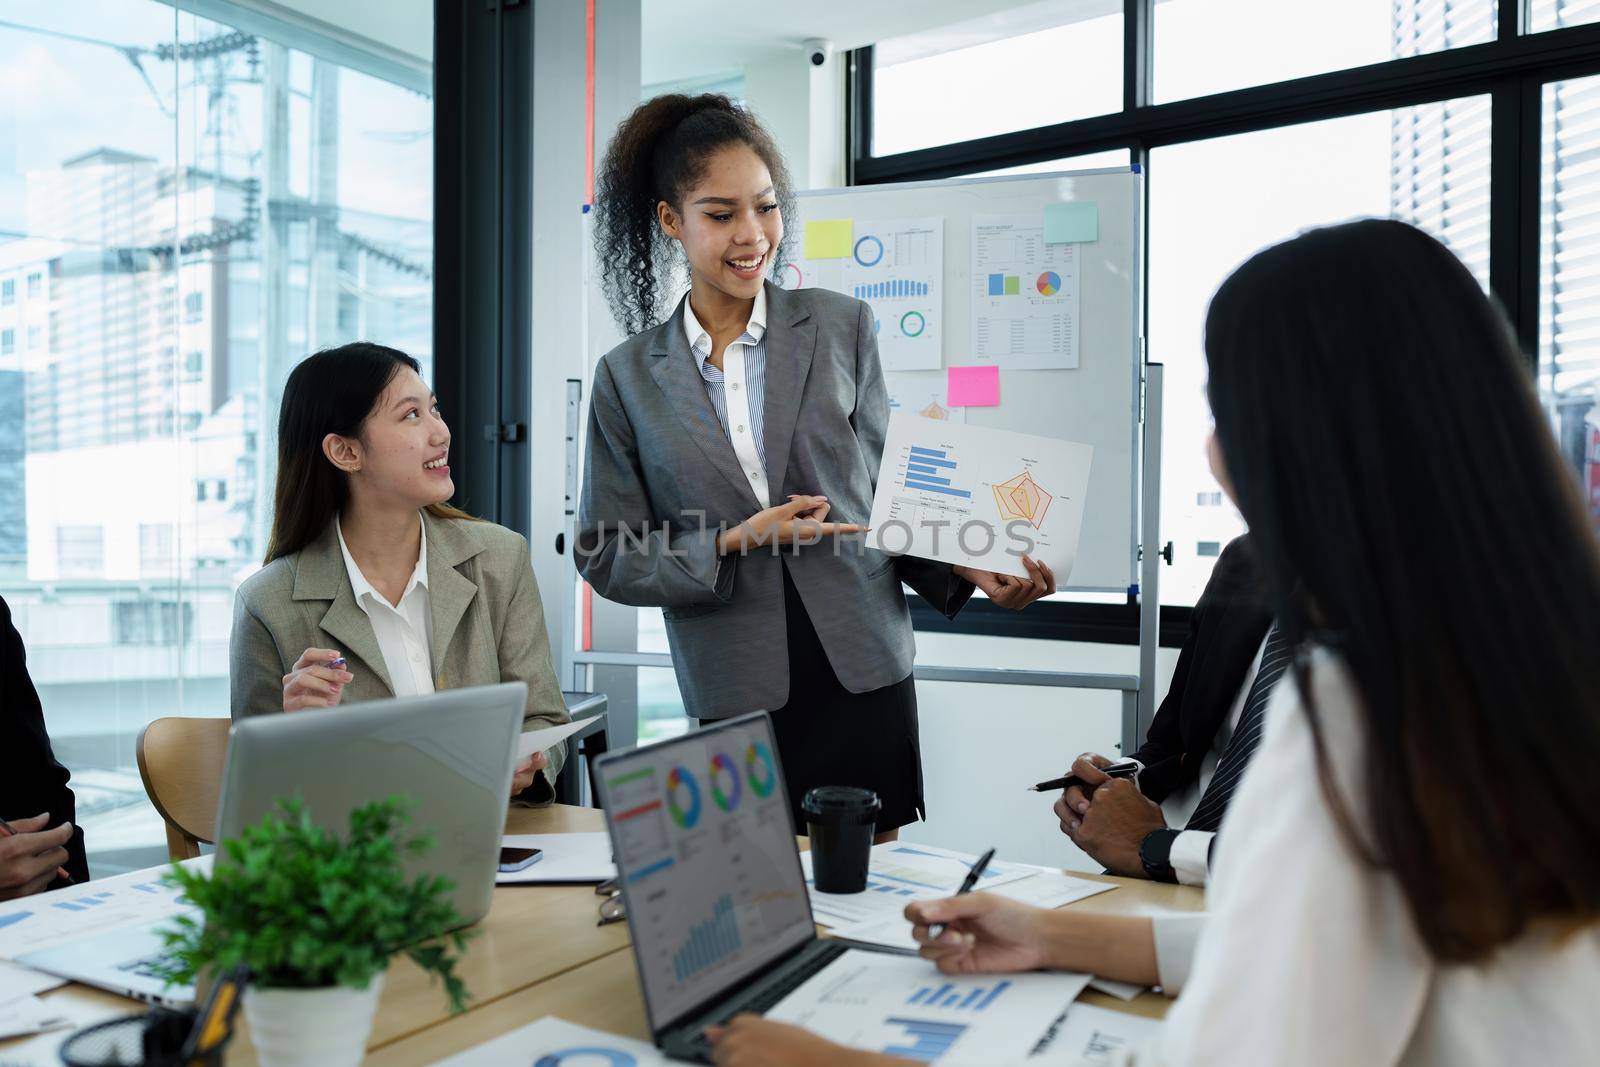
[{"x1": 1139, "y1": 828, "x2": 1180, "y2": 883}]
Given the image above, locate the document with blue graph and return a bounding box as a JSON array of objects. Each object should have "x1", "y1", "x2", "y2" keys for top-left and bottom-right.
[
  {"x1": 780, "y1": 215, "x2": 944, "y2": 371},
  {"x1": 767, "y1": 949, "x2": 1091, "y2": 1063},
  {"x1": 867, "y1": 413, "x2": 1093, "y2": 580}
]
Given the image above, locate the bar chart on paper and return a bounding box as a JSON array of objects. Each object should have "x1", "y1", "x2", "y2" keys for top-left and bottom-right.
[{"x1": 767, "y1": 950, "x2": 1091, "y2": 1065}]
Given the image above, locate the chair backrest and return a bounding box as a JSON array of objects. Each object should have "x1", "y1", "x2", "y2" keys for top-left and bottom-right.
[{"x1": 137, "y1": 717, "x2": 231, "y2": 861}]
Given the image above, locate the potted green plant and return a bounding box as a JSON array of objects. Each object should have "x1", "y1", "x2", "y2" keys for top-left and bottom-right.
[{"x1": 154, "y1": 796, "x2": 474, "y2": 1067}]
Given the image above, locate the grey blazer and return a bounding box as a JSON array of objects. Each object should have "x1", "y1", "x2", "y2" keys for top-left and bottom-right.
[
  {"x1": 230, "y1": 511, "x2": 568, "y2": 797},
  {"x1": 577, "y1": 281, "x2": 972, "y2": 719}
]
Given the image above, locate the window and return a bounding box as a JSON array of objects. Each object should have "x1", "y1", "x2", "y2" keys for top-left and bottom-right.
[
  {"x1": 1196, "y1": 492, "x2": 1223, "y2": 507},
  {"x1": 1541, "y1": 71, "x2": 1600, "y2": 522},
  {"x1": 113, "y1": 601, "x2": 193, "y2": 645},
  {"x1": 56, "y1": 525, "x2": 104, "y2": 578},
  {"x1": 25, "y1": 325, "x2": 40, "y2": 351},
  {"x1": 1532, "y1": 1, "x2": 1600, "y2": 33},
  {"x1": 1155, "y1": 0, "x2": 1495, "y2": 104},
  {"x1": 1, "y1": 329, "x2": 11, "y2": 356},
  {"x1": 961, "y1": 150, "x2": 1133, "y2": 180},
  {"x1": 1196, "y1": 541, "x2": 1222, "y2": 557},
  {"x1": 1, "y1": 278, "x2": 12, "y2": 304},
  {"x1": 139, "y1": 523, "x2": 174, "y2": 578},
  {"x1": 1150, "y1": 98, "x2": 1490, "y2": 603},
  {"x1": 0, "y1": 2, "x2": 434, "y2": 875},
  {"x1": 872, "y1": 7, "x2": 1122, "y2": 156}
]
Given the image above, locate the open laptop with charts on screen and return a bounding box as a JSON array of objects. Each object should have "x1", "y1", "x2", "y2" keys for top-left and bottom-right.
[{"x1": 597, "y1": 711, "x2": 896, "y2": 1063}]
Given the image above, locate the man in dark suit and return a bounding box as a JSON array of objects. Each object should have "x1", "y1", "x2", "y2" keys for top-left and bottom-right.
[
  {"x1": 1056, "y1": 536, "x2": 1276, "y2": 885},
  {"x1": 1, "y1": 594, "x2": 86, "y2": 899}
]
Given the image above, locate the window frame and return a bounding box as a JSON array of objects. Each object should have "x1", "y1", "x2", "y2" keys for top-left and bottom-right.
[{"x1": 848, "y1": 0, "x2": 1593, "y2": 644}]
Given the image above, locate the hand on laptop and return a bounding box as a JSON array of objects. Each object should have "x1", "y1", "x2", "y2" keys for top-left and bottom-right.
[
  {"x1": 511, "y1": 751, "x2": 547, "y2": 796},
  {"x1": 282, "y1": 647, "x2": 353, "y2": 711},
  {"x1": 0, "y1": 814, "x2": 74, "y2": 901}
]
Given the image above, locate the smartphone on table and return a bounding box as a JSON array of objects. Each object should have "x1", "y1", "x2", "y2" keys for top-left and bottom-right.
[{"x1": 498, "y1": 846, "x2": 543, "y2": 873}]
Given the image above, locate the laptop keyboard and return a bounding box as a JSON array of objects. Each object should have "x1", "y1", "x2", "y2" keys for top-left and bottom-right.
[{"x1": 733, "y1": 943, "x2": 847, "y2": 1018}]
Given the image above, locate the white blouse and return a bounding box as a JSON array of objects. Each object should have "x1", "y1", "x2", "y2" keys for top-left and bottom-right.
[
  {"x1": 976, "y1": 650, "x2": 1600, "y2": 1066},
  {"x1": 1122, "y1": 649, "x2": 1600, "y2": 1064}
]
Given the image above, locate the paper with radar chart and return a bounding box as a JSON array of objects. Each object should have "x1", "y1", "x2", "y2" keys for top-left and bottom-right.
[
  {"x1": 885, "y1": 371, "x2": 965, "y2": 424},
  {"x1": 867, "y1": 413, "x2": 1093, "y2": 580},
  {"x1": 780, "y1": 216, "x2": 944, "y2": 371},
  {"x1": 970, "y1": 212, "x2": 1082, "y2": 369}
]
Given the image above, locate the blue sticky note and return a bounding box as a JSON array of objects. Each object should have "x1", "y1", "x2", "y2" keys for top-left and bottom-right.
[{"x1": 1044, "y1": 201, "x2": 1098, "y2": 244}]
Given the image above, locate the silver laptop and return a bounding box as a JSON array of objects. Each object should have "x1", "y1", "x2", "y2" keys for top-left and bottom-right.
[
  {"x1": 597, "y1": 711, "x2": 894, "y2": 1064},
  {"x1": 19, "y1": 682, "x2": 526, "y2": 1006}
]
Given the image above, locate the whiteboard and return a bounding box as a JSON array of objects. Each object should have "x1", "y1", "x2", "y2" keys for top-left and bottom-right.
[{"x1": 792, "y1": 168, "x2": 1144, "y2": 592}]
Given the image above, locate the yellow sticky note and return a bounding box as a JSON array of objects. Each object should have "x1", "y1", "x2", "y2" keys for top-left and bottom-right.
[{"x1": 804, "y1": 219, "x2": 854, "y2": 259}]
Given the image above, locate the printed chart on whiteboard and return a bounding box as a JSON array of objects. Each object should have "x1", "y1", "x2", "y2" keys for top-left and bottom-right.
[
  {"x1": 970, "y1": 213, "x2": 1081, "y2": 369},
  {"x1": 885, "y1": 371, "x2": 964, "y2": 424},
  {"x1": 783, "y1": 216, "x2": 944, "y2": 371}
]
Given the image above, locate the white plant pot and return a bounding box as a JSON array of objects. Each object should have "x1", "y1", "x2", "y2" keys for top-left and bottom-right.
[{"x1": 242, "y1": 973, "x2": 384, "y2": 1067}]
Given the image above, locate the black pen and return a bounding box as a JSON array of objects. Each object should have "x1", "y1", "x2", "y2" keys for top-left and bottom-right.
[
  {"x1": 1029, "y1": 759, "x2": 1139, "y2": 793},
  {"x1": 928, "y1": 847, "x2": 995, "y2": 940}
]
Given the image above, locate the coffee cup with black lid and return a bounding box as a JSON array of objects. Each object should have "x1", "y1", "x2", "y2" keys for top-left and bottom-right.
[{"x1": 802, "y1": 786, "x2": 880, "y2": 894}]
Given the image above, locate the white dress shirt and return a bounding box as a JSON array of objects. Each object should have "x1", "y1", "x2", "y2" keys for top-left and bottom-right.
[
  {"x1": 336, "y1": 515, "x2": 435, "y2": 698},
  {"x1": 1153, "y1": 632, "x2": 1269, "y2": 886},
  {"x1": 974, "y1": 649, "x2": 1600, "y2": 1065},
  {"x1": 683, "y1": 287, "x2": 771, "y2": 508}
]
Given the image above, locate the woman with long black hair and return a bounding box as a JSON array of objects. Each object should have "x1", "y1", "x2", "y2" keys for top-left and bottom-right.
[
  {"x1": 229, "y1": 342, "x2": 569, "y2": 802},
  {"x1": 577, "y1": 94, "x2": 1055, "y2": 838},
  {"x1": 706, "y1": 223, "x2": 1600, "y2": 1064}
]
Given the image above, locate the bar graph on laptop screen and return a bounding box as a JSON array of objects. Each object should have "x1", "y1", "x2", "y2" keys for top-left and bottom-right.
[{"x1": 604, "y1": 718, "x2": 813, "y2": 1028}]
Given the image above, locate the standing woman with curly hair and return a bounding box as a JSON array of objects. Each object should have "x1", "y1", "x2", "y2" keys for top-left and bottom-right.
[{"x1": 577, "y1": 94, "x2": 1055, "y2": 839}]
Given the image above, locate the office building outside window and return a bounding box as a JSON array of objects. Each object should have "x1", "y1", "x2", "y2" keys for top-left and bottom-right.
[{"x1": 0, "y1": 2, "x2": 433, "y2": 874}]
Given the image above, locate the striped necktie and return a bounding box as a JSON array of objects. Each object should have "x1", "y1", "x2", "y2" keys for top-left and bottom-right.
[{"x1": 1184, "y1": 623, "x2": 1290, "y2": 834}]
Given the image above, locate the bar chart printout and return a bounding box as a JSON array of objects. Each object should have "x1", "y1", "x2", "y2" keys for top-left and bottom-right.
[
  {"x1": 883, "y1": 1019, "x2": 968, "y2": 1062},
  {"x1": 767, "y1": 949, "x2": 1091, "y2": 1064},
  {"x1": 903, "y1": 446, "x2": 970, "y2": 498}
]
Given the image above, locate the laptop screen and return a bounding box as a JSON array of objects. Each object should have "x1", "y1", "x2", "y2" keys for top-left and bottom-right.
[{"x1": 600, "y1": 712, "x2": 815, "y2": 1033}]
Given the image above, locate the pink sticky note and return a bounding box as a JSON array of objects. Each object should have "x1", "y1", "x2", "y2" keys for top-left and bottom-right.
[{"x1": 947, "y1": 365, "x2": 1000, "y2": 407}]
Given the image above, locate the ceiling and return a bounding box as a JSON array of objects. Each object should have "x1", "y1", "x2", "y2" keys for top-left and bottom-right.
[
  {"x1": 641, "y1": 0, "x2": 1079, "y2": 85},
  {"x1": 252, "y1": 0, "x2": 1105, "y2": 90}
]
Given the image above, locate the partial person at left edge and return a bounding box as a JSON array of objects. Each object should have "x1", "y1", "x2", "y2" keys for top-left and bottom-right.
[
  {"x1": 228, "y1": 342, "x2": 570, "y2": 804},
  {"x1": 1, "y1": 593, "x2": 89, "y2": 896}
]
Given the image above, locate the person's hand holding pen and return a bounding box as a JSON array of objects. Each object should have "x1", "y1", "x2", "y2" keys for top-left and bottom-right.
[
  {"x1": 0, "y1": 813, "x2": 75, "y2": 900},
  {"x1": 282, "y1": 648, "x2": 352, "y2": 712}
]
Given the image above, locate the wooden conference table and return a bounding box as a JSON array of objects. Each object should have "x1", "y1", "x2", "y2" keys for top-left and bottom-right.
[{"x1": 0, "y1": 806, "x2": 1204, "y2": 1066}]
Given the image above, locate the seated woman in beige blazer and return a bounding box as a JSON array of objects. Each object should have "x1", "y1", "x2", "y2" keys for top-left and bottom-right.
[{"x1": 229, "y1": 342, "x2": 568, "y2": 802}]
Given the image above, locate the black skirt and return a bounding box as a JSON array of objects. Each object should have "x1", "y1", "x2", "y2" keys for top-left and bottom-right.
[{"x1": 764, "y1": 562, "x2": 925, "y2": 833}]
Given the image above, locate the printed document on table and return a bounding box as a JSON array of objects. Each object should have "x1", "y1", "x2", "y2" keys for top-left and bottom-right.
[
  {"x1": 768, "y1": 948, "x2": 1090, "y2": 1064},
  {"x1": 826, "y1": 867, "x2": 1115, "y2": 948},
  {"x1": 1036, "y1": 1003, "x2": 1162, "y2": 1062},
  {"x1": 801, "y1": 842, "x2": 1037, "y2": 928},
  {"x1": 867, "y1": 413, "x2": 1093, "y2": 580},
  {"x1": 432, "y1": 1015, "x2": 672, "y2": 1066},
  {"x1": 495, "y1": 832, "x2": 617, "y2": 884},
  {"x1": 970, "y1": 213, "x2": 1081, "y2": 369},
  {"x1": 781, "y1": 216, "x2": 945, "y2": 371},
  {"x1": 0, "y1": 856, "x2": 209, "y2": 960}
]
